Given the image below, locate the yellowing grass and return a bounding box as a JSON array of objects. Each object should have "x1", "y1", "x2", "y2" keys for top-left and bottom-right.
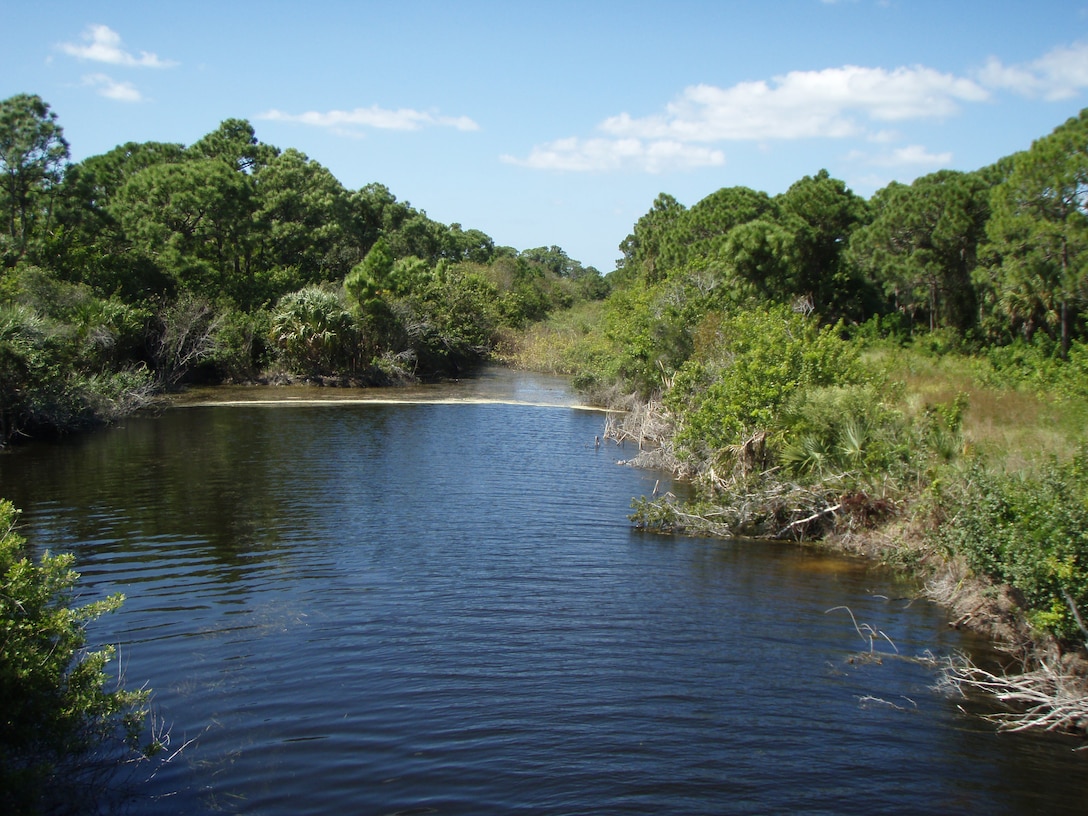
[
  {"x1": 496, "y1": 301, "x2": 607, "y2": 374},
  {"x1": 865, "y1": 346, "x2": 1088, "y2": 472}
]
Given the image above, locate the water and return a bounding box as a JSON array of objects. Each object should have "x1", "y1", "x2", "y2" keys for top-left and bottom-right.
[{"x1": 0, "y1": 369, "x2": 1083, "y2": 814}]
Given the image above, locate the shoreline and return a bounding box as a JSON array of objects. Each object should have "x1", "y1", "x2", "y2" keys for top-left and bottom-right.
[{"x1": 806, "y1": 516, "x2": 1088, "y2": 738}]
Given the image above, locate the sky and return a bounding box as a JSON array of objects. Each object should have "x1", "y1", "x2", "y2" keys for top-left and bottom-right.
[{"x1": 4, "y1": 1, "x2": 1088, "y2": 273}]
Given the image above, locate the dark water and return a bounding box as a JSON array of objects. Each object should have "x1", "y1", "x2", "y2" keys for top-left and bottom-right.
[{"x1": 0, "y1": 370, "x2": 1084, "y2": 814}]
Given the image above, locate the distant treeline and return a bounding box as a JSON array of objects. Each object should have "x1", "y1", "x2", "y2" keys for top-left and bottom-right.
[
  {"x1": 0, "y1": 93, "x2": 607, "y2": 443},
  {"x1": 602, "y1": 106, "x2": 1088, "y2": 394}
]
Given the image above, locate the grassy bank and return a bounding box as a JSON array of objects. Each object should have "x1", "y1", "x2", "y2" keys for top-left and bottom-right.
[{"x1": 866, "y1": 346, "x2": 1088, "y2": 469}]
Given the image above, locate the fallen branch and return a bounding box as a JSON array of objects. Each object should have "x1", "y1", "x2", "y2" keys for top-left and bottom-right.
[
  {"x1": 937, "y1": 652, "x2": 1088, "y2": 736},
  {"x1": 778, "y1": 503, "x2": 842, "y2": 539}
]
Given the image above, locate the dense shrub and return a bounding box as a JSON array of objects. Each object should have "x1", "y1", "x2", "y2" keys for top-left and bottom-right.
[
  {"x1": 269, "y1": 286, "x2": 358, "y2": 375},
  {"x1": 981, "y1": 337, "x2": 1088, "y2": 400},
  {"x1": 664, "y1": 307, "x2": 863, "y2": 461},
  {"x1": 777, "y1": 384, "x2": 911, "y2": 478},
  {"x1": 933, "y1": 450, "x2": 1088, "y2": 641}
]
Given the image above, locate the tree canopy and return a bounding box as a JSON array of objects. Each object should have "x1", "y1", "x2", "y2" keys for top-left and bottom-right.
[{"x1": 0, "y1": 94, "x2": 607, "y2": 443}]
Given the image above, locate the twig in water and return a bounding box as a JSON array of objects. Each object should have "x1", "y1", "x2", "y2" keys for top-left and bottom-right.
[
  {"x1": 826, "y1": 605, "x2": 899, "y2": 655},
  {"x1": 857, "y1": 695, "x2": 918, "y2": 712}
]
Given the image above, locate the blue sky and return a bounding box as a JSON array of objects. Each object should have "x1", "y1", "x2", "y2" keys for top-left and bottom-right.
[{"x1": 4, "y1": 1, "x2": 1088, "y2": 272}]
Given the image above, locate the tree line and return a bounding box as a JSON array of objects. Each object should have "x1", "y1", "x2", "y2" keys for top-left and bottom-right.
[
  {"x1": 609, "y1": 106, "x2": 1088, "y2": 373},
  {"x1": 0, "y1": 93, "x2": 607, "y2": 445}
]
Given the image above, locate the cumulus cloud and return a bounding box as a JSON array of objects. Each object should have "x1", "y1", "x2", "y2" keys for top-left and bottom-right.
[
  {"x1": 600, "y1": 66, "x2": 988, "y2": 144},
  {"x1": 501, "y1": 137, "x2": 724, "y2": 173},
  {"x1": 506, "y1": 62, "x2": 987, "y2": 173},
  {"x1": 81, "y1": 73, "x2": 143, "y2": 102},
  {"x1": 258, "y1": 105, "x2": 479, "y2": 133},
  {"x1": 977, "y1": 41, "x2": 1088, "y2": 100},
  {"x1": 59, "y1": 24, "x2": 176, "y2": 68}
]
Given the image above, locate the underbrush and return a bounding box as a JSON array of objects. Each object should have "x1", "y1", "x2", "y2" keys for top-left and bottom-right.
[
  {"x1": 931, "y1": 451, "x2": 1088, "y2": 643},
  {"x1": 494, "y1": 300, "x2": 608, "y2": 376}
]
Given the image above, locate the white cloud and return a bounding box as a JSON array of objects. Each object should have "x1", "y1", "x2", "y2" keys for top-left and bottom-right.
[
  {"x1": 81, "y1": 73, "x2": 143, "y2": 102},
  {"x1": 601, "y1": 66, "x2": 988, "y2": 144},
  {"x1": 866, "y1": 144, "x2": 953, "y2": 168},
  {"x1": 59, "y1": 24, "x2": 176, "y2": 68},
  {"x1": 258, "y1": 105, "x2": 479, "y2": 133},
  {"x1": 507, "y1": 62, "x2": 988, "y2": 173},
  {"x1": 978, "y1": 41, "x2": 1088, "y2": 100},
  {"x1": 501, "y1": 137, "x2": 724, "y2": 173}
]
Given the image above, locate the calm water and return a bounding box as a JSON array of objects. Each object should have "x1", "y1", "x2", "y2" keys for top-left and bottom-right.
[{"x1": 0, "y1": 369, "x2": 1084, "y2": 814}]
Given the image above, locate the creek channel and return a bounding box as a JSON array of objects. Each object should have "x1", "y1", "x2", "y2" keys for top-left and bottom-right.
[{"x1": 0, "y1": 367, "x2": 1084, "y2": 814}]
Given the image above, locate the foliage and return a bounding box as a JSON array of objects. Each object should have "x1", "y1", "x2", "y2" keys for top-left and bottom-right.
[
  {"x1": 344, "y1": 237, "x2": 396, "y2": 317},
  {"x1": 980, "y1": 336, "x2": 1088, "y2": 400},
  {"x1": 984, "y1": 109, "x2": 1088, "y2": 356},
  {"x1": 0, "y1": 288, "x2": 153, "y2": 445},
  {"x1": 611, "y1": 173, "x2": 872, "y2": 323},
  {"x1": 932, "y1": 451, "x2": 1088, "y2": 641},
  {"x1": 0, "y1": 499, "x2": 153, "y2": 812},
  {"x1": 777, "y1": 384, "x2": 910, "y2": 478},
  {"x1": 383, "y1": 264, "x2": 502, "y2": 376},
  {"x1": 0, "y1": 94, "x2": 69, "y2": 263},
  {"x1": 495, "y1": 300, "x2": 608, "y2": 374},
  {"x1": 615, "y1": 192, "x2": 686, "y2": 284},
  {"x1": 664, "y1": 307, "x2": 863, "y2": 460},
  {"x1": 209, "y1": 305, "x2": 272, "y2": 381},
  {"x1": 776, "y1": 170, "x2": 873, "y2": 321},
  {"x1": 252, "y1": 147, "x2": 350, "y2": 287},
  {"x1": 847, "y1": 170, "x2": 989, "y2": 333},
  {"x1": 269, "y1": 286, "x2": 358, "y2": 376},
  {"x1": 110, "y1": 157, "x2": 257, "y2": 305}
]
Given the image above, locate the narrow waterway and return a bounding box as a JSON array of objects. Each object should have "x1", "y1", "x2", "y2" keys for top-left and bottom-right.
[{"x1": 0, "y1": 369, "x2": 1083, "y2": 814}]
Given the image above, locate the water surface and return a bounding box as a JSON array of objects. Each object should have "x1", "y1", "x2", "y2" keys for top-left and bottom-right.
[{"x1": 0, "y1": 370, "x2": 1083, "y2": 814}]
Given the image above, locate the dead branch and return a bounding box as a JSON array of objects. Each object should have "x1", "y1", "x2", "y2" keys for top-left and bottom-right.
[
  {"x1": 937, "y1": 652, "x2": 1088, "y2": 736},
  {"x1": 778, "y1": 503, "x2": 842, "y2": 538},
  {"x1": 826, "y1": 605, "x2": 899, "y2": 655}
]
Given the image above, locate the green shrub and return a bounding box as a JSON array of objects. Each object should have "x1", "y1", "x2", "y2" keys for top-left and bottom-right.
[
  {"x1": 778, "y1": 384, "x2": 910, "y2": 478},
  {"x1": 665, "y1": 306, "x2": 863, "y2": 461},
  {"x1": 270, "y1": 286, "x2": 358, "y2": 375},
  {"x1": 933, "y1": 450, "x2": 1088, "y2": 641},
  {"x1": 0, "y1": 500, "x2": 153, "y2": 812},
  {"x1": 982, "y1": 337, "x2": 1088, "y2": 400}
]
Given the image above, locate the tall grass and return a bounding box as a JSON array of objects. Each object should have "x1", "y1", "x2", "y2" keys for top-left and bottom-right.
[
  {"x1": 494, "y1": 300, "x2": 608, "y2": 375},
  {"x1": 863, "y1": 344, "x2": 1088, "y2": 472}
]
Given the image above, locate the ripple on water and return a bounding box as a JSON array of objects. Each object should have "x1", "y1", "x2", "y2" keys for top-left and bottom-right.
[{"x1": 0, "y1": 385, "x2": 1084, "y2": 815}]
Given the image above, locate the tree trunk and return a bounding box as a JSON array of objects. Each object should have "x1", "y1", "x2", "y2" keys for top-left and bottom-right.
[{"x1": 1061, "y1": 298, "x2": 1070, "y2": 360}]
